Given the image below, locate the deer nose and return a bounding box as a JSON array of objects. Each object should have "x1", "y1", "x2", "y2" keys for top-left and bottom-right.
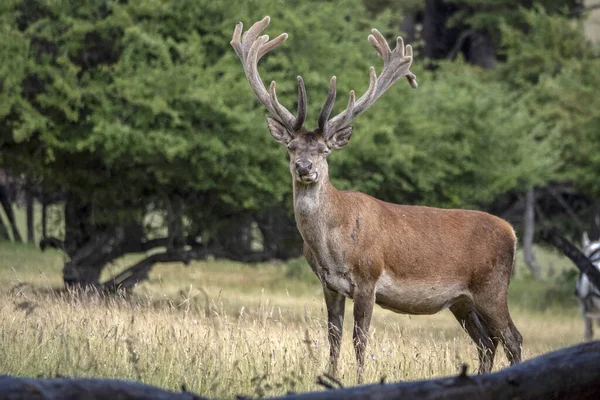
[{"x1": 295, "y1": 160, "x2": 312, "y2": 175}]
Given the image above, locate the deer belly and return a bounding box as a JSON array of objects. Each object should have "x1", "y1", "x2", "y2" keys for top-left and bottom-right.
[{"x1": 374, "y1": 272, "x2": 468, "y2": 315}]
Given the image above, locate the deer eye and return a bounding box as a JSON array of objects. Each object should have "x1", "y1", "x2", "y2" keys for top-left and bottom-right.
[{"x1": 317, "y1": 144, "x2": 329, "y2": 154}]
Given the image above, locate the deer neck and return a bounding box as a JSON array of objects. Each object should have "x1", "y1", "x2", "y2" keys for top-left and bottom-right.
[{"x1": 292, "y1": 173, "x2": 337, "y2": 243}]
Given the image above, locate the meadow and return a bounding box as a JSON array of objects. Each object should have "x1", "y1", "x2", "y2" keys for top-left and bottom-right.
[{"x1": 0, "y1": 240, "x2": 588, "y2": 399}]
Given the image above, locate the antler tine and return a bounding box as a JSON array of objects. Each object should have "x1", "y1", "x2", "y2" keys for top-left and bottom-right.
[
  {"x1": 269, "y1": 81, "x2": 293, "y2": 126},
  {"x1": 268, "y1": 78, "x2": 307, "y2": 131},
  {"x1": 324, "y1": 29, "x2": 417, "y2": 136},
  {"x1": 258, "y1": 33, "x2": 288, "y2": 60},
  {"x1": 317, "y1": 76, "x2": 337, "y2": 132},
  {"x1": 293, "y1": 76, "x2": 307, "y2": 130},
  {"x1": 405, "y1": 44, "x2": 418, "y2": 89},
  {"x1": 231, "y1": 21, "x2": 244, "y2": 59},
  {"x1": 231, "y1": 17, "x2": 306, "y2": 132},
  {"x1": 369, "y1": 28, "x2": 392, "y2": 58},
  {"x1": 335, "y1": 90, "x2": 356, "y2": 132}
]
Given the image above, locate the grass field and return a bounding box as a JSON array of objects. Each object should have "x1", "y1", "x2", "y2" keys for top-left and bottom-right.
[{"x1": 0, "y1": 240, "x2": 588, "y2": 399}]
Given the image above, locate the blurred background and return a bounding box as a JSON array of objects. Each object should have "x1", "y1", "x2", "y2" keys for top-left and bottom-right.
[{"x1": 1, "y1": 0, "x2": 599, "y2": 287}]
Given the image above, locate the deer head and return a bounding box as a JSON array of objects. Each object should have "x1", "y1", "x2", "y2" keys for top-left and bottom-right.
[{"x1": 231, "y1": 16, "x2": 417, "y2": 185}]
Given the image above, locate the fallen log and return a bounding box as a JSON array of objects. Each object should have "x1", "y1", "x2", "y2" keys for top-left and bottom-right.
[
  {"x1": 277, "y1": 340, "x2": 600, "y2": 400},
  {"x1": 1, "y1": 341, "x2": 599, "y2": 399},
  {"x1": 0, "y1": 376, "x2": 208, "y2": 400}
]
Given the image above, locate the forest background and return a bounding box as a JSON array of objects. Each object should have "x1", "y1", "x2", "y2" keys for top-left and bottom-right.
[{"x1": 1, "y1": 0, "x2": 600, "y2": 287}]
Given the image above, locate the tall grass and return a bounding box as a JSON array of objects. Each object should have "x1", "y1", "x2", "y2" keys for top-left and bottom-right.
[{"x1": 0, "y1": 241, "x2": 588, "y2": 399}]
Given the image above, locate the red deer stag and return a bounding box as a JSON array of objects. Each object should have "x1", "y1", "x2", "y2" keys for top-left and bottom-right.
[{"x1": 231, "y1": 16, "x2": 522, "y2": 382}]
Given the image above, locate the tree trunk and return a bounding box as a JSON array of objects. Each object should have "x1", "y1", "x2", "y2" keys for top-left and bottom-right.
[
  {"x1": 212, "y1": 213, "x2": 256, "y2": 259},
  {"x1": 63, "y1": 196, "x2": 92, "y2": 255},
  {"x1": 0, "y1": 212, "x2": 10, "y2": 241},
  {"x1": 467, "y1": 30, "x2": 497, "y2": 69},
  {"x1": 41, "y1": 200, "x2": 47, "y2": 239},
  {"x1": 59, "y1": 195, "x2": 195, "y2": 289},
  {"x1": 399, "y1": 12, "x2": 418, "y2": 44},
  {"x1": 256, "y1": 207, "x2": 303, "y2": 260},
  {"x1": 422, "y1": 0, "x2": 500, "y2": 69},
  {"x1": 62, "y1": 196, "x2": 106, "y2": 287},
  {"x1": 167, "y1": 194, "x2": 185, "y2": 251},
  {"x1": 62, "y1": 261, "x2": 104, "y2": 287},
  {"x1": 591, "y1": 202, "x2": 600, "y2": 241},
  {"x1": 0, "y1": 183, "x2": 23, "y2": 243},
  {"x1": 26, "y1": 189, "x2": 34, "y2": 244},
  {"x1": 423, "y1": 0, "x2": 460, "y2": 61},
  {"x1": 523, "y1": 188, "x2": 542, "y2": 280}
]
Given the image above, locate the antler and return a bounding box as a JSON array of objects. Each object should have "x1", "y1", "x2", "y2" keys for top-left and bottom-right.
[
  {"x1": 318, "y1": 29, "x2": 417, "y2": 137},
  {"x1": 231, "y1": 16, "x2": 307, "y2": 132}
]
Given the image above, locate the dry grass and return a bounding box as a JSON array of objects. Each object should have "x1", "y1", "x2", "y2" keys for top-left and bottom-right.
[{"x1": 0, "y1": 242, "x2": 588, "y2": 399}]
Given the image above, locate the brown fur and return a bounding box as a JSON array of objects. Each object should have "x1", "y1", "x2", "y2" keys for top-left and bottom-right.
[{"x1": 287, "y1": 135, "x2": 522, "y2": 382}]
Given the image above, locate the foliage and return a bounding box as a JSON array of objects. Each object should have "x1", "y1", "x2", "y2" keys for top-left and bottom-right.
[
  {"x1": 330, "y1": 58, "x2": 560, "y2": 208},
  {"x1": 496, "y1": 6, "x2": 600, "y2": 199},
  {"x1": 0, "y1": 0, "x2": 407, "y2": 231},
  {"x1": 544, "y1": 268, "x2": 580, "y2": 308},
  {"x1": 553, "y1": 59, "x2": 600, "y2": 198},
  {"x1": 1, "y1": 0, "x2": 286, "y2": 216},
  {"x1": 1, "y1": 0, "x2": 600, "y2": 275},
  {"x1": 446, "y1": 0, "x2": 583, "y2": 42}
]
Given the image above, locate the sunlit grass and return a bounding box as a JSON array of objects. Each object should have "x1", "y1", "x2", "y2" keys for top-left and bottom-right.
[{"x1": 0, "y1": 241, "x2": 588, "y2": 398}]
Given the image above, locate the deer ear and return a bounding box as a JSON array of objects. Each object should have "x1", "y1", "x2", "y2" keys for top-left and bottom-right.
[
  {"x1": 266, "y1": 116, "x2": 294, "y2": 145},
  {"x1": 327, "y1": 126, "x2": 353, "y2": 150}
]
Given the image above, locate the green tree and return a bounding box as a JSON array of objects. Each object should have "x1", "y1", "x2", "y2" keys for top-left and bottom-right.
[
  {"x1": 0, "y1": 0, "x2": 406, "y2": 287},
  {"x1": 497, "y1": 6, "x2": 600, "y2": 231}
]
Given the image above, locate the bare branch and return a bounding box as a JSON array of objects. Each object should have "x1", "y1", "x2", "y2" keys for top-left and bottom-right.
[
  {"x1": 539, "y1": 226, "x2": 600, "y2": 289},
  {"x1": 39, "y1": 237, "x2": 66, "y2": 252},
  {"x1": 545, "y1": 186, "x2": 586, "y2": 231}
]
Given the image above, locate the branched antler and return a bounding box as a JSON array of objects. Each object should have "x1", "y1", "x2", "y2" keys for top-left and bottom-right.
[
  {"x1": 318, "y1": 29, "x2": 417, "y2": 136},
  {"x1": 231, "y1": 16, "x2": 307, "y2": 132},
  {"x1": 232, "y1": 17, "x2": 417, "y2": 136}
]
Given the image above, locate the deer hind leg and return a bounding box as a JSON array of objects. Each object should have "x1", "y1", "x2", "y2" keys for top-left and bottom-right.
[
  {"x1": 323, "y1": 286, "x2": 346, "y2": 377},
  {"x1": 500, "y1": 317, "x2": 522, "y2": 365},
  {"x1": 474, "y1": 300, "x2": 522, "y2": 366},
  {"x1": 450, "y1": 303, "x2": 497, "y2": 374},
  {"x1": 352, "y1": 287, "x2": 375, "y2": 384}
]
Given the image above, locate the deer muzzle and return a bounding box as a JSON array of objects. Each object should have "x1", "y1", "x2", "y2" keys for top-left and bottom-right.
[{"x1": 295, "y1": 160, "x2": 313, "y2": 176}]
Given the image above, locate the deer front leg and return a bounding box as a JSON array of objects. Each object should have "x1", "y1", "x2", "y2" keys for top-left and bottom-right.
[
  {"x1": 323, "y1": 286, "x2": 346, "y2": 377},
  {"x1": 353, "y1": 287, "x2": 375, "y2": 384}
]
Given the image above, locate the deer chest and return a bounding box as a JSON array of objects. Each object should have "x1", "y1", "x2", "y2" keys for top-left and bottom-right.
[{"x1": 303, "y1": 241, "x2": 354, "y2": 298}]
